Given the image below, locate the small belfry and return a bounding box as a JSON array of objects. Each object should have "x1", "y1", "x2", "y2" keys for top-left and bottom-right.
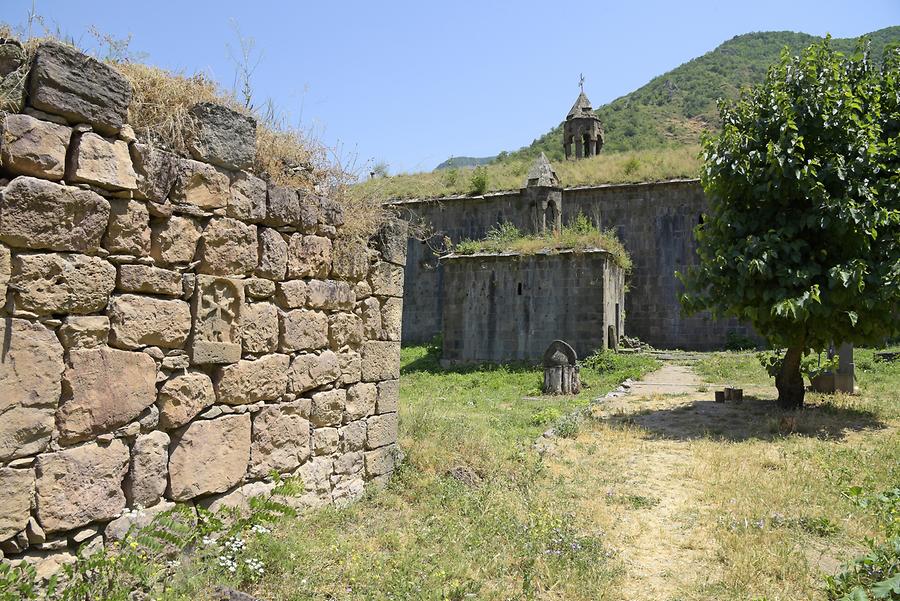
[{"x1": 563, "y1": 74, "x2": 604, "y2": 159}]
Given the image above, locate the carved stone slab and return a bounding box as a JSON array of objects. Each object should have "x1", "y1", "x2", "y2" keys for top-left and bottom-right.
[{"x1": 190, "y1": 275, "x2": 243, "y2": 364}]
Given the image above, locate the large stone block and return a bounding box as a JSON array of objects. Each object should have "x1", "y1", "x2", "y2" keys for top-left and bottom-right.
[
  {"x1": 198, "y1": 217, "x2": 257, "y2": 276},
  {"x1": 256, "y1": 227, "x2": 288, "y2": 280},
  {"x1": 365, "y1": 444, "x2": 398, "y2": 477},
  {"x1": 374, "y1": 218, "x2": 409, "y2": 266},
  {"x1": 288, "y1": 350, "x2": 340, "y2": 394},
  {"x1": 361, "y1": 341, "x2": 401, "y2": 382},
  {"x1": 0, "y1": 467, "x2": 33, "y2": 541},
  {"x1": 359, "y1": 297, "x2": 382, "y2": 339},
  {"x1": 34, "y1": 439, "x2": 129, "y2": 533},
  {"x1": 344, "y1": 382, "x2": 376, "y2": 423},
  {"x1": 108, "y1": 294, "x2": 191, "y2": 350},
  {"x1": 317, "y1": 195, "x2": 344, "y2": 229},
  {"x1": 228, "y1": 171, "x2": 267, "y2": 222},
  {"x1": 369, "y1": 261, "x2": 404, "y2": 297},
  {"x1": 167, "y1": 414, "x2": 251, "y2": 501},
  {"x1": 312, "y1": 427, "x2": 339, "y2": 455},
  {"x1": 57, "y1": 348, "x2": 157, "y2": 443},
  {"x1": 376, "y1": 379, "x2": 400, "y2": 414},
  {"x1": 264, "y1": 184, "x2": 302, "y2": 228},
  {"x1": 104, "y1": 199, "x2": 151, "y2": 256},
  {"x1": 330, "y1": 236, "x2": 369, "y2": 281},
  {"x1": 187, "y1": 102, "x2": 256, "y2": 170},
  {"x1": 366, "y1": 412, "x2": 398, "y2": 450},
  {"x1": 58, "y1": 315, "x2": 110, "y2": 350},
  {"x1": 150, "y1": 215, "x2": 201, "y2": 265},
  {"x1": 125, "y1": 430, "x2": 169, "y2": 508},
  {"x1": 287, "y1": 234, "x2": 332, "y2": 279},
  {"x1": 241, "y1": 302, "x2": 279, "y2": 354},
  {"x1": 28, "y1": 41, "x2": 131, "y2": 134},
  {"x1": 104, "y1": 499, "x2": 175, "y2": 542},
  {"x1": 381, "y1": 297, "x2": 403, "y2": 341},
  {"x1": 157, "y1": 371, "x2": 215, "y2": 430},
  {"x1": 339, "y1": 420, "x2": 367, "y2": 453},
  {"x1": 249, "y1": 401, "x2": 310, "y2": 478},
  {"x1": 310, "y1": 388, "x2": 346, "y2": 427},
  {"x1": 171, "y1": 158, "x2": 229, "y2": 209},
  {"x1": 279, "y1": 309, "x2": 328, "y2": 352},
  {"x1": 12, "y1": 252, "x2": 115, "y2": 316},
  {"x1": 117, "y1": 264, "x2": 182, "y2": 296},
  {"x1": 275, "y1": 280, "x2": 307, "y2": 309},
  {"x1": 0, "y1": 40, "x2": 26, "y2": 112},
  {"x1": 0, "y1": 113, "x2": 71, "y2": 180},
  {"x1": 328, "y1": 312, "x2": 363, "y2": 350},
  {"x1": 130, "y1": 143, "x2": 178, "y2": 203},
  {"x1": 67, "y1": 132, "x2": 137, "y2": 191},
  {"x1": 337, "y1": 351, "x2": 362, "y2": 385},
  {"x1": 306, "y1": 279, "x2": 354, "y2": 311},
  {"x1": 0, "y1": 319, "x2": 63, "y2": 461},
  {"x1": 214, "y1": 354, "x2": 290, "y2": 405},
  {"x1": 190, "y1": 276, "x2": 244, "y2": 364},
  {"x1": 0, "y1": 176, "x2": 110, "y2": 253}
]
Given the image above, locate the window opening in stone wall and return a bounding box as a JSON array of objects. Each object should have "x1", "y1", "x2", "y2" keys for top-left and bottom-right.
[{"x1": 517, "y1": 282, "x2": 523, "y2": 295}]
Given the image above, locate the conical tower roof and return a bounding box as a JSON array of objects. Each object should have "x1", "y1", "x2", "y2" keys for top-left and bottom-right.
[
  {"x1": 525, "y1": 152, "x2": 560, "y2": 188},
  {"x1": 567, "y1": 91, "x2": 595, "y2": 119}
]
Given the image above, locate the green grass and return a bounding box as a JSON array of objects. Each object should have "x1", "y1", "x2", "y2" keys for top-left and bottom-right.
[{"x1": 452, "y1": 218, "x2": 632, "y2": 270}]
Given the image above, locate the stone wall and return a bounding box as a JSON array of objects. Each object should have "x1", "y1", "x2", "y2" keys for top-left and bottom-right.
[
  {"x1": 441, "y1": 250, "x2": 624, "y2": 363},
  {"x1": 0, "y1": 40, "x2": 403, "y2": 569},
  {"x1": 395, "y1": 180, "x2": 755, "y2": 350}
]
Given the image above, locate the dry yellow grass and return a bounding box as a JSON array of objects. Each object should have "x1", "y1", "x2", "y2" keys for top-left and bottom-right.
[{"x1": 351, "y1": 145, "x2": 703, "y2": 202}]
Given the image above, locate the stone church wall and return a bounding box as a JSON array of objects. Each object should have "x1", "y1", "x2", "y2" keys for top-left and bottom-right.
[
  {"x1": 441, "y1": 250, "x2": 624, "y2": 363},
  {"x1": 395, "y1": 179, "x2": 755, "y2": 351},
  {"x1": 0, "y1": 40, "x2": 403, "y2": 566}
]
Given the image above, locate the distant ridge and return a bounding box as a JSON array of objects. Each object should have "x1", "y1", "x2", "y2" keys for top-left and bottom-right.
[{"x1": 434, "y1": 156, "x2": 496, "y2": 170}]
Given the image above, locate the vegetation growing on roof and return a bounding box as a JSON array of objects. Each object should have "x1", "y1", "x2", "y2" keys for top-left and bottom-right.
[{"x1": 451, "y1": 215, "x2": 632, "y2": 270}]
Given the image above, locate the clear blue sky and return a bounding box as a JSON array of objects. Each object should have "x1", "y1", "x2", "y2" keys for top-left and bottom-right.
[{"x1": 5, "y1": 1, "x2": 898, "y2": 175}]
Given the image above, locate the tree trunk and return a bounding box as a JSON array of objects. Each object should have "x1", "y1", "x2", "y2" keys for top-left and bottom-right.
[{"x1": 775, "y1": 345, "x2": 805, "y2": 409}]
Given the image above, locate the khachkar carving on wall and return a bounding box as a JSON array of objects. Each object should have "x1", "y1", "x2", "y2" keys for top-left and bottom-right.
[
  {"x1": 192, "y1": 276, "x2": 244, "y2": 364},
  {"x1": 0, "y1": 38, "x2": 405, "y2": 577}
]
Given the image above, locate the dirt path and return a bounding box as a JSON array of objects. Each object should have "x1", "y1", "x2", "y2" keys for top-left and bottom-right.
[{"x1": 550, "y1": 363, "x2": 723, "y2": 599}]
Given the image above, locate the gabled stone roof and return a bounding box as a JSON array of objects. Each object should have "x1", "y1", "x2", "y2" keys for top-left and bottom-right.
[
  {"x1": 525, "y1": 152, "x2": 560, "y2": 188},
  {"x1": 566, "y1": 91, "x2": 599, "y2": 120}
]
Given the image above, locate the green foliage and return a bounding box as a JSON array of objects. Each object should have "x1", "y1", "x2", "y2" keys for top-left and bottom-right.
[
  {"x1": 452, "y1": 219, "x2": 632, "y2": 270},
  {"x1": 826, "y1": 486, "x2": 900, "y2": 600},
  {"x1": 679, "y1": 37, "x2": 900, "y2": 358},
  {"x1": 530, "y1": 407, "x2": 562, "y2": 426},
  {"x1": 582, "y1": 349, "x2": 633, "y2": 373},
  {"x1": 553, "y1": 411, "x2": 582, "y2": 439},
  {"x1": 469, "y1": 166, "x2": 489, "y2": 195},
  {"x1": 0, "y1": 477, "x2": 301, "y2": 600},
  {"x1": 725, "y1": 330, "x2": 759, "y2": 351}
]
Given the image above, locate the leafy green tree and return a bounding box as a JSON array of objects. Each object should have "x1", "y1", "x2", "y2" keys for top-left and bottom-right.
[{"x1": 679, "y1": 38, "x2": 900, "y2": 409}]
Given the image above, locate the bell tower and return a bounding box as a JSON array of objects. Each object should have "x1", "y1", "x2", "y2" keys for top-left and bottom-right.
[{"x1": 563, "y1": 75, "x2": 604, "y2": 160}]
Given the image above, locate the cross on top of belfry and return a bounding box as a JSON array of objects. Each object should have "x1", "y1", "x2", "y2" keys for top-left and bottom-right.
[{"x1": 579, "y1": 73, "x2": 585, "y2": 93}]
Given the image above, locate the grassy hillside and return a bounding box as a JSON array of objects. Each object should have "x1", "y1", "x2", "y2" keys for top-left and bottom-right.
[
  {"x1": 435, "y1": 156, "x2": 496, "y2": 170},
  {"x1": 506, "y1": 27, "x2": 900, "y2": 162}
]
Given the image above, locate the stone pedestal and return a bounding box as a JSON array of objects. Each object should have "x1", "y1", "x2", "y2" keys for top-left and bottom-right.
[{"x1": 541, "y1": 340, "x2": 580, "y2": 395}]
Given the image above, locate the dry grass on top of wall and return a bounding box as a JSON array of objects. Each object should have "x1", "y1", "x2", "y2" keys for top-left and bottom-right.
[
  {"x1": 0, "y1": 23, "x2": 385, "y2": 238},
  {"x1": 351, "y1": 145, "x2": 703, "y2": 203},
  {"x1": 452, "y1": 217, "x2": 632, "y2": 271}
]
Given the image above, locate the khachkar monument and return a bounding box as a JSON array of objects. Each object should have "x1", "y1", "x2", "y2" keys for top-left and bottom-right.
[{"x1": 563, "y1": 75, "x2": 604, "y2": 159}]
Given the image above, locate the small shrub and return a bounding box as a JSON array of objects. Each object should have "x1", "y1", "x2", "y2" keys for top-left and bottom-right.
[
  {"x1": 531, "y1": 407, "x2": 562, "y2": 426},
  {"x1": 622, "y1": 156, "x2": 640, "y2": 175},
  {"x1": 469, "y1": 166, "x2": 489, "y2": 195},
  {"x1": 553, "y1": 412, "x2": 581, "y2": 438},
  {"x1": 725, "y1": 330, "x2": 757, "y2": 351}
]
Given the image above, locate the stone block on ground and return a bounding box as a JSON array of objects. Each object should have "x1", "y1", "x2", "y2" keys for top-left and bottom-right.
[
  {"x1": 214, "y1": 354, "x2": 290, "y2": 405},
  {"x1": 0, "y1": 467, "x2": 34, "y2": 541},
  {"x1": 249, "y1": 401, "x2": 310, "y2": 477},
  {"x1": 171, "y1": 158, "x2": 229, "y2": 209},
  {"x1": 0, "y1": 113, "x2": 71, "y2": 180},
  {"x1": 104, "y1": 199, "x2": 151, "y2": 256},
  {"x1": 157, "y1": 371, "x2": 215, "y2": 430},
  {"x1": 125, "y1": 431, "x2": 169, "y2": 507},
  {"x1": 117, "y1": 264, "x2": 183, "y2": 296},
  {"x1": 28, "y1": 41, "x2": 131, "y2": 134},
  {"x1": 57, "y1": 348, "x2": 157, "y2": 444},
  {"x1": 0, "y1": 176, "x2": 110, "y2": 253},
  {"x1": 0, "y1": 319, "x2": 63, "y2": 461},
  {"x1": 361, "y1": 341, "x2": 401, "y2": 382},
  {"x1": 198, "y1": 217, "x2": 258, "y2": 276},
  {"x1": 67, "y1": 132, "x2": 137, "y2": 191},
  {"x1": 108, "y1": 293, "x2": 191, "y2": 350},
  {"x1": 167, "y1": 414, "x2": 251, "y2": 501},
  {"x1": 11, "y1": 252, "x2": 115, "y2": 316},
  {"x1": 34, "y1": 439, "x2": 129, "y2": 533},
  {"x1": 187, "y1": 102, "x2": 256, "y2": 170}
]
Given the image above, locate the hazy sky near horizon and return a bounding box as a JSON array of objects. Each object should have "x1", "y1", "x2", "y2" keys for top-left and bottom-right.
[{"x1": 5, "y1": 1, "x2": 898, "y2": 175}]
